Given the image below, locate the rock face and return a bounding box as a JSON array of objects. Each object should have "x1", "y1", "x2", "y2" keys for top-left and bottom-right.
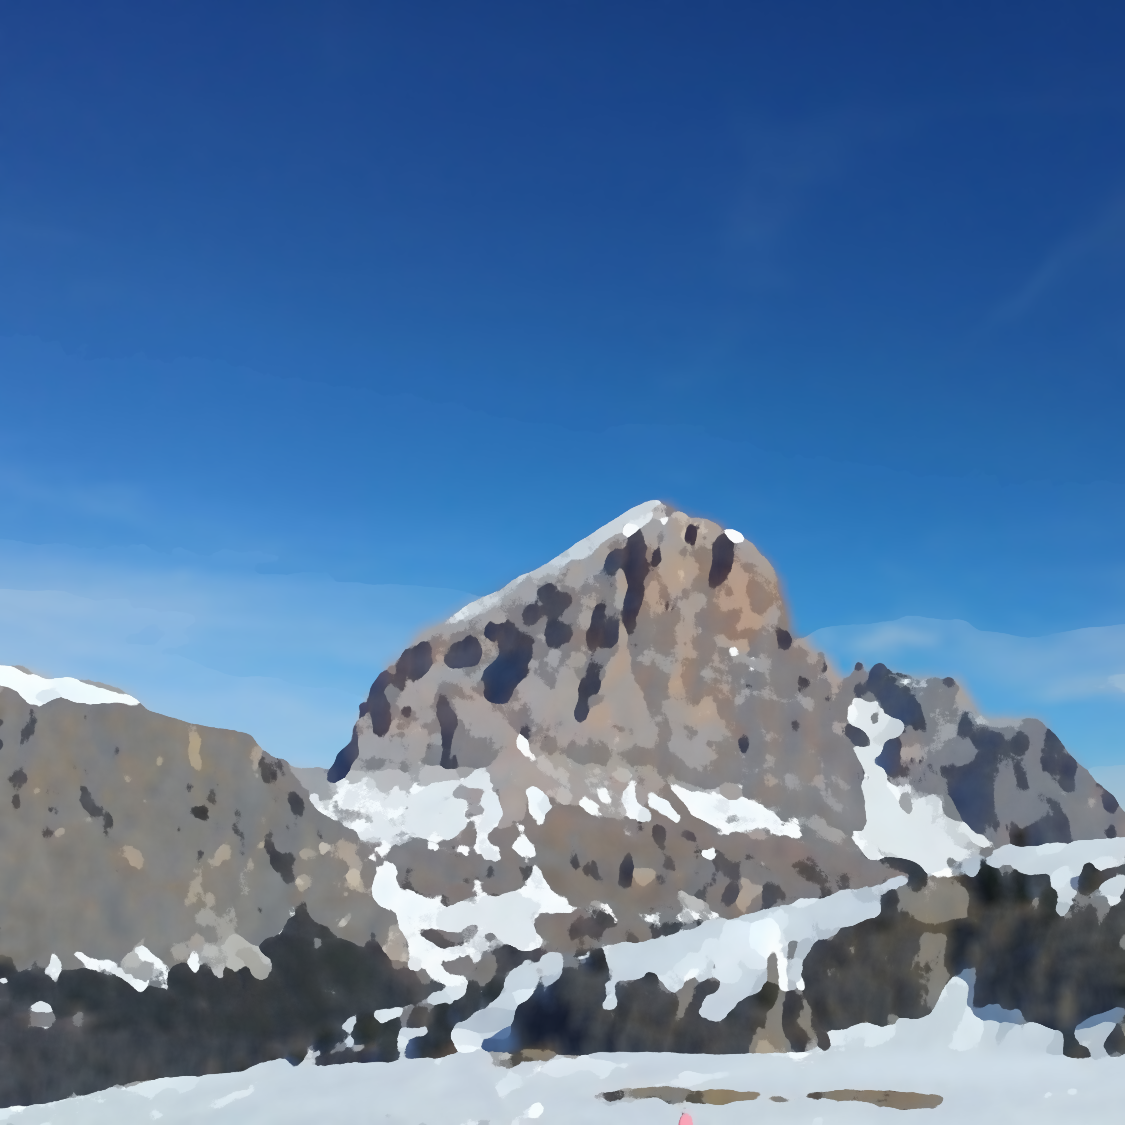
[
  {"x1": 0, "y1": 689, "x2": 389, "y2": 974},
  {"x1": 0, "y1": 675, "x2": 426, "y2": 1106},
  {"x1": 3, "y1": 500, "x2": 1125, "y2": 1106}
]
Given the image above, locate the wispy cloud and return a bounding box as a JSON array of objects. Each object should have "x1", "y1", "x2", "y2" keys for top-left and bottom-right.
[
  {"x1": 0, "y1": 538, "x2": 476, "y2": 765},
  {"x1": 992, "y1": 193, "x2": 1125, "y2": 322}
]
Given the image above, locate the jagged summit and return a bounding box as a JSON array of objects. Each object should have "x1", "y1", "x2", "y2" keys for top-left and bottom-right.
[
  {"x1": 326, "y1": 501, "x2": 1120, "y2": 850},
  {"x1": 311, "y1": 502, "x2": 1124, "y2": 989},
  {"x1": 447, "y1": 499, "x2": 677, "y2": 626}
]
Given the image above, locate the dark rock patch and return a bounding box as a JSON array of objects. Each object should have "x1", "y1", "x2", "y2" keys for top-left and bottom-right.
[
  {"x1": 782, "y1": 991, "x2": 811, "y2": 1052},
  {"x1": 855, "y1": 664, "x2": 925, "y2": 732},
  {"x1": 360, "y1": 642, "x2": 436, "y2": 746},
  {"x1": 585, "y1": 603, "x2": 620, "y2": 651},
  {"x1": 78, "y1": 786, "x2": 113, "y2": 835},
  {"x1": 568, "y1": 911, "x2": 617, "y2": 942},
  {"x1": 707, "y1": 534, "x2": 735, "y2": 589},
  {"x1": 0, "y1": 905, "x2": 425, "y2": 1108},
  {"x1": 481, "y1": 622, "x2": 535, "y2": 705},
  {"x1": 1008, "y1": 797, "x2": 1072, "y2": 846},
  {"x1": 435, "y1": 694, "x2": 459, "y2": 770},
  {"x1": 761, "y1": 882, "x2": 786, "y2": 909},
  {"x1": 874, "y1": 737, "x2": 907, "y2": 778},
  {"x1": 1040, "y1": 729, "x2": 1079, "y2": 793},
  {"x1": 405, "y1": 946, "x2": 539, "y2": 1059},
  {"x1": 792, "y1": 858, "x2": 830, "y2": 897},
  {"x1": 604, "y1": 530, "x2": 651, "y2": 635},
  {"x1": 879, "y1": 857, "x2": 928, "y2": 891},
  {"x1": 942, "y1": 715, "x2": 1032, "y2": 835},
  {"x1": 507, "y1": 952, "x2": 792, "y2": 1054},
  {"x1": 444, "y1": 636, "x2": 483, "y2": 669},
  {"x1": 574, "y1": 662, "x2": 603, "y2": 723},
  {"x1": 802, "y1": 891, "x2": 933, "y2": 1041},
  {"x1": 263, "y1": 832, "x2": 295, "y2": 884},
  {"x1": 618, "y1": 853, "x2": 635, "y2": 888},
  {"x1": 522, "y1": 584, "x2": 573, "y2": 649},
  {"x1": 327, "y1": 729, "x2": 359, "y2": 784}
]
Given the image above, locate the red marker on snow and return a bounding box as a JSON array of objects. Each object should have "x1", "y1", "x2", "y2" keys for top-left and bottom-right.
[{"x1": 678, "y1": 1114, "x2": 693, "y2": 1125}]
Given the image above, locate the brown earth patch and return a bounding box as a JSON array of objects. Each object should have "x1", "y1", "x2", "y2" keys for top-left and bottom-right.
[
  {"x1": 809, "y1": 1089, "x2": 943, "y2": 1110},
  {"x1": 600, "y1": 1087, "x2": 760, "y2": 1105}
]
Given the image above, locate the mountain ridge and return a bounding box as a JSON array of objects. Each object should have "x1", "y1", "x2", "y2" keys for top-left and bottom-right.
[{"x1": 3, "y1": 500, "x2": 1125, "y2": 1106}]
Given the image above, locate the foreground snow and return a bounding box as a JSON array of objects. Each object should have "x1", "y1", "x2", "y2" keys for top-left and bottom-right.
[{"x1": 4, "y1": 978, "x2": 1122, "y2": 1124}]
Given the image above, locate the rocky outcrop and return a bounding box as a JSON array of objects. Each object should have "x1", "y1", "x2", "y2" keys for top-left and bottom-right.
[{"x1": 0, "y1": 681, "x2": 421, "y2": 1104}]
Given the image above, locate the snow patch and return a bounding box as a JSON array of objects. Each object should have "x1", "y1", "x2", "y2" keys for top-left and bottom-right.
[
  {"x1": 829, "y1": 974, "x2": 1063, "y2": 1054},
  {"x1": 450, "y1": 953, "x2": 564, "y2": 1053},
  {"x1": 311, "y1": 768, "x2": 503, "y2": 861},
  {"x1": 210, "y1": 1086, "x2": 254, "y2": 1110},
  {"x1": 513, "y1": 825, "x2": 536, "y2": 858},
  {"x1": 620, "y1": 780, "x2": 651, "y2": 822},
  {"x1": 526, "y1": 786, "x2": 551, "y2": 825},
  {"x1": 1076, "y1": 1007, "x2": 1125, "y2": 1058},
  {"x1": 670, "y1": 783, "x2": 801, "y2": 838},
  {"x1": 1098, "y1": 873, "x2": 1125, "y2": 907},
  {"x1": 371, "y1": 863, "x2": 572, "y2": 1004},
  {"x1": 74, "y1": 945, "x2": 170, "y2": 993},
  {"x1": 600, "y1": 877, "x2": 905, "y2": 1019},
  {"x1": 983, "y1": 838, "x2": 1125, "y2": 914},
  {"x1": 847, "y1": 697, "x2": 990, "y2": 875},
  {"x1": 0, "y1": 665, "x2": 139, "y2": 708},
  {"x1": 645, "y1": 792, "x2": 681, "y2": 823},
  {"x1": 168, "y1": 935, "x2": 272, "y2": 980}
]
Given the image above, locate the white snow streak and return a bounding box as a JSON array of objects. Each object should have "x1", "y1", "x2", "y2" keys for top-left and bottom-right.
[{"x1": 0, "y1": 665, "x2": 139, "y2": 707}]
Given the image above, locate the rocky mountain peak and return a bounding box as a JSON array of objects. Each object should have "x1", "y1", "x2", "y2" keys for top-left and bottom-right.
[{"x1": 5, "y1": 502, "x2": 1125, "y2": 1107}]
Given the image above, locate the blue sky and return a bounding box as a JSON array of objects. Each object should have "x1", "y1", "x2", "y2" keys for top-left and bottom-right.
[{"x1": 2, "y1": 4, "x2": 1125, "y2": 779}]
